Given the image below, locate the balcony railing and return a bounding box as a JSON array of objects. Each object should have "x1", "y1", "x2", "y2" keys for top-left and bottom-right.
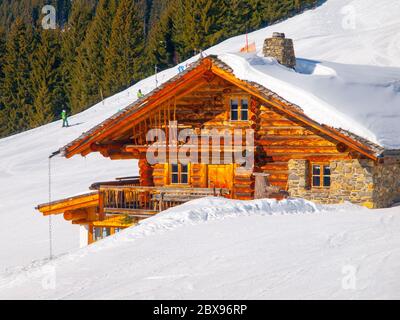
[{"x1": 98, "y1": 184, "x2": 230, "y2": 217}]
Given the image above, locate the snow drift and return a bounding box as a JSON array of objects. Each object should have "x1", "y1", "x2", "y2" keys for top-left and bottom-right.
[{"x1": 1, "y1": 198, "x2": 400, "y2": 299}]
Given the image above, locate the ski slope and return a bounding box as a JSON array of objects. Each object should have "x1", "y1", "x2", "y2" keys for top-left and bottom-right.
[{"x1": 0, "y1": 0, "x2": 399, "y2": 298}]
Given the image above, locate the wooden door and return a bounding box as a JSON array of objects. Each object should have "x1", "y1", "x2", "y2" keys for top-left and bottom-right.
[{"x1": 207, "y1": 165, "x2": 234, "y2": 190}]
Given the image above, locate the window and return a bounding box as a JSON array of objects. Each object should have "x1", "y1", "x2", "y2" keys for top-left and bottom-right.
[
  {"x1": 94, "y1": 227, "x2": 111, "y2": 241},
  {"x1": 170, "y1": 164, "x2": 189, "y2": 184},
  {"x1": 230, "y1": 97, "x2": 249, "y2": 121},
  {"x1": 241, "y1": 98, "x2": 249, "y2": 121},
  {"x1": 312, "y1": 164, "x2": 331, "y2": 188}
]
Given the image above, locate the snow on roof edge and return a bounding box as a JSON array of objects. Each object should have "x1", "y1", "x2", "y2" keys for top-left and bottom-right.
[{"x1": 60, "y1": 55, "x2": 391, "y2": 159}]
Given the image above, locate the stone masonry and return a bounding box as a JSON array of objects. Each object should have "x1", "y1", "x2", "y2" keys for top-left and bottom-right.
[
  {"x1": 288, "y1": 159, "x2": 400, "y2": 209},
  {"x1": 263, "y1": 32, "x2": 296, "y2": 69}
]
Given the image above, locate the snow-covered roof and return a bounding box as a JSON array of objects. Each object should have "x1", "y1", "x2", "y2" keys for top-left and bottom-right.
[
  {"x1": 62, "y1": 54, "x2": 397, "y2": 159},
  {"x1": 218, "y1": 53, "x2": 400, "y2": 151}
]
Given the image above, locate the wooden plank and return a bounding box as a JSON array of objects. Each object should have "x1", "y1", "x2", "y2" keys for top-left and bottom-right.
[{"x1": 104, "y1": 208, "x2": 157, "y2": 216}]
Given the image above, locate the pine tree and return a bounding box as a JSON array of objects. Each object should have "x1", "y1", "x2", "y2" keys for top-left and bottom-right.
[
  {"x1": 145, "y1": 4, "x2": 175, "y2": 73},
  {"x1": 0, "y1": 26, "x2": 6, "y2": 129},
  {"x1": 60, "y1": 0, "x2": 96, "y2": 114},
  {"x1": 1, "y1": 18, "x2": 35, "y2": 136},
  {"x1": 0, "y1": 26, "x2": 6, "y2": 98},
  {"x1": 103, "y1": 0, "x2": 144, "y2": 96},
  {"x1": 30, "y1": 29, "x2": 64, "y2": 127},
  {"x1": 172, "y1": 0, "x2": 226, "y2": 62},
  {"x1": 147, "y1": 0, "x2": 172, "y2": 35},
  {"x1": 70, "y1": 0, "x2": 117, "y2": 114},
  {"x1": 0, "y1": 0, "x2": 321, "y2": 137}
]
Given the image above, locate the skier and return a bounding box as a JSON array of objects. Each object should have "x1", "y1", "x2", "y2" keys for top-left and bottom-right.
[
  {"x1": 178, "y1": 65, "x2": 185, "y2": 73},
  {"x1": 61, "y1": 109, "x2": 69, "y2": 128},
  {"x1": 137, "y1": 89, "x2": 144, "y2": 99}
]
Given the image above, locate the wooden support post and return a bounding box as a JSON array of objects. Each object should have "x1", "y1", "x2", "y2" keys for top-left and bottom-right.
[
  {"x1": 139, "y1": 154, "x2": 154, "y2": 187},
  {"x1": 159, "y1": 192, "x2": 165, "y2": 212},
  {"x1": 98, "y1": 192, "x2": 105, "y2": 221},
  {"x1": 88, "y1": 224, "x2": 94, "y2": 245}
]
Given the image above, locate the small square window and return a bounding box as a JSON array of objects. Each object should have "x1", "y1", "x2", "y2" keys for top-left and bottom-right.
[
  {"x1": 313, "y1": 176, "x2": 321, "y2": 187},
  {"x1": 230, "y1": 99, "x2": 239, "y2": 121},
  {"x1": 171, "y1": 173, "x2": 179, "y2": 184},
  {"x1": 171, "y1": 164, "x2": 179, "y2": 173},
  {"x1": 102, "y1": 227, "x2": 111, "y2": 238},
  {"x1": 181, "y1": 174, "x2": 188, "y2": 184},
  {"x1": 241, "y1": 99, "x2": 249, "y2": 121},
  {"x1": 312, "y1": 164, "x2": 331, "y2": 188},
  {"x1": 170, "y1": 164, "x2": 189, "y2": 184},
  {"x1": 230, "y1": 97, "x2": 249, "y2": 121},
  {"x1": 313, "y1": 165, "x2": 321, "y2": 176}
]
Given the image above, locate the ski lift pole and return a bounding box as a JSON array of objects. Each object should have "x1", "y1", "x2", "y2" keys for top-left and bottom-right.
[
  {"x1": 48, "y1": 150, "x2": 60, "y2": 260},
  {"x1": 155, "y1": 65, "x2": 159, "y2": 88}
]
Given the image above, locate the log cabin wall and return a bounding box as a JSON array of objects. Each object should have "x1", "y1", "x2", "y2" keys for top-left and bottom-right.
[
  {"x1": 254, "y1": 101, "x2": 354, "y2": 191},
  {"x1": 146, "y1": 75, "x2": 256, "y2": 196},
  {"x1": 138, "y1": 74, "x2": 360, "y2": 201}
]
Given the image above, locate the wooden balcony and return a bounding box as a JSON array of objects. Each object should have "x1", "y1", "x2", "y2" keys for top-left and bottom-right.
[
  {"x1": 37, "y1": 176, "x2": 231, "y2": 231},
  {"x1": 98, "y1": 184, "x2": 230, "y2": 218}
]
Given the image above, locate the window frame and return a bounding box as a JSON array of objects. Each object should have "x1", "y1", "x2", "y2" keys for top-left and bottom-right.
[
  {"x1": 93, "y1": 227, "x2": 111, "y2": 241},
  {"x1": 229, "y1": 96, "x2": 250, "y2": 122},
  {"x1": 310, "y1": 163, "x2": 331, "y2": 188},
  {"x1": 169, "y1": 163, "x2": 190, "y2": 185}
]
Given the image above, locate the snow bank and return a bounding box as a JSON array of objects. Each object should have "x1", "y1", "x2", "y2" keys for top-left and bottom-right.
[
  {"x1": 95, "y1": 197, "x2": 332, "y2": 246},
  {"x1": 0, "y1": 198, "x2": 341, "y2": 289},
  {"x1": 2, "y1": 199, "x2": 400, "y2": 300}
]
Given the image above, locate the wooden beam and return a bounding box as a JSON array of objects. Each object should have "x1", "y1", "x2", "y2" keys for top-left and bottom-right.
[
  {"x1": 64, "y1": 209, "x2": 88, "y2": 221},
  {"x1": 37, "y1": 192, "x2": 99, "y2": 216}
]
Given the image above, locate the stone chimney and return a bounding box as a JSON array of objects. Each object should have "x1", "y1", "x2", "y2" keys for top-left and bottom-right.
[{"x1": 263, "y1": 32, "x2": 296, "y2": 69}]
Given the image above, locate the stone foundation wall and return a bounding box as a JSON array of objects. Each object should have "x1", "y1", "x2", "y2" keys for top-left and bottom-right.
[
  {"x1": 373, "y1": 160, "x2": 400, "y2": 208},
  {"x1": 288, "y1": 159, "x2": 400, "y2": 208}
]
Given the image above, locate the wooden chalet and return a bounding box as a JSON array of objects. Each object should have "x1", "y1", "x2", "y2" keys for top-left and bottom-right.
[{"x1": 37, "y1": 44, "x2": 400, "y2": 245}]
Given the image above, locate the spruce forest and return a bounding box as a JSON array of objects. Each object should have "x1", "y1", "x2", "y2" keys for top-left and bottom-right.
[{"x1": 0, "y1": 0, "x2": 318, "y2": 138}]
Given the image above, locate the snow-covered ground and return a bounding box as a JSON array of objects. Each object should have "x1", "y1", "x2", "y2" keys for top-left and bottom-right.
[
  {"x1": 0, "y1": 0, "x2": 399, "y2": 299},
  {"x1": 1, "y1": 198, "x2": 400, "y2": 300}
]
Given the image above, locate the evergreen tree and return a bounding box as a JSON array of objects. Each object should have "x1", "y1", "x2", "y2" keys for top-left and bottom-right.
[
  {"x1": 0, "y1": 0, "x2": 321, "y2": 138},
  {"x1": 70, "y1": 0, "x2": 117, "y2": 113},
  {"x1": 147, "y1": 0, "x2": 172, "y2": 35},
  {"x1": 0, "y1": 26, "x2": 6, "y2": 128},
  {"x1": 172, "y1": 0, "x2": 225, "y2": 62},
  {"x1": 145, "y1": 5, "x2": 175, "y2": 73},
  {"x1": 30, "y1": 29, "x2": 64, "y2": 127},
  {"x1": 103, "y1": 0, "x2": 144, "y2": 96},
  {"x1": 0, "y1": 18, "x2": 35, "y2": 136},
  {"x1": 60, "y1": 0, "x2": 96, "y2": 114},
  {"x1": 0, "y1": 26, "x2": 6, "y2": 98}
]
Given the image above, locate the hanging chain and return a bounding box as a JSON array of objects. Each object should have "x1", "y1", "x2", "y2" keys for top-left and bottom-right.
[{"x1": 48, "y1": 156, "x2": 53, "y2": 260}]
